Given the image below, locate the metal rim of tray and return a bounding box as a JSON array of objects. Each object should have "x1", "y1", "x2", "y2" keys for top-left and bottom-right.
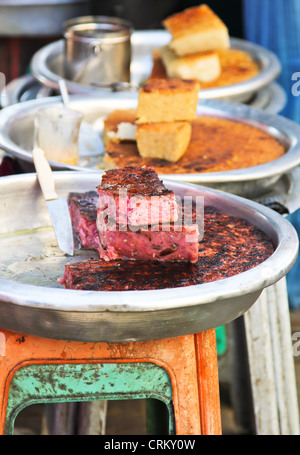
[
  {"x1": 30, "y1": 31, "x2": 281, "y2": 99},
  {"x1": 0, "y1": 92, "x2": 299, "y2": 185},
  {"x1": 1, "y1": 72, "x2": 287, "y2": 115}
]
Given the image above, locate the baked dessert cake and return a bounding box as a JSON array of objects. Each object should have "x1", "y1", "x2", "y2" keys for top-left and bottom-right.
[
  {"x1": 160, "y1": 45, "x2": 221, "y2": 82},
  {"x1": 96, "y1": 206, "x2": 200, "y2": 263},
  {"x1": 136, "y1": 78, "x2": 200, "y2": 124},
  {"x1": 66, "y1": 173, "x2": 199, "y2": 264},
  {"x1": 96, "y1": 166, "x2": 199, "y2": 263},
  {"x1": 150, "y1": 48, "x2": 260, "y2": 89},
  {"x1": 148, "y1": 4, "x2": 259, "y2": 90},
  {"x1": 163, "y1": 4, "x2": 230, "y2": 56},
  {"x1": 103, "y1": 113, "x2": 286, "y2": 174},
  {"x1": 97, "y1": 166, "x2": 179, "y2": 227},
  {"x1": 207, "y1": 48, "x2": 260, "y2": 88},
  {"x1": 136, "y1": 121, "x2": 192, "y2": 162}
]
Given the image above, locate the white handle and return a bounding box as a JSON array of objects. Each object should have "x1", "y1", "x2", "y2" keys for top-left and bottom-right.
[
  {"x1": 59, "y1": 78, "x2": 70, "y2": 107},
  {"x1": 32, "y1": 147, "x2": 57, "y2": 201}
]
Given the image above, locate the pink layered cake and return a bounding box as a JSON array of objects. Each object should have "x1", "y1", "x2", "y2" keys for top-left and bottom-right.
[
  {"x1": 68, "y1": 191, "x2": 100, "y2": 250},
  {"x1": 96, "y1": 166, "x2": 200, "y2": 263},
  {"x1": 97, "y1": 165, "x2": 179, "y2": 227},
  {"x1": 97, "y1": 209, "x2": 199, "y2": 263}
]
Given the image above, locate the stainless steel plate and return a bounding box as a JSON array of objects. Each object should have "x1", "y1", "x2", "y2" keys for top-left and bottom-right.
[
  {"x1": 1, "y1": 73, "x2": 287, "y2": 115},
  {"x1": 0, "y1": 0, "x2": 89, "y2": 37},
  {"x1": 0, "y1": 93, "x2": 299, "y2": 198},
  {"x1": 0, "y1": 172, "x2": 297, "y2": 342},
  {"x1": 30, "y1": 31, "x2": 281, "y2": 103}
]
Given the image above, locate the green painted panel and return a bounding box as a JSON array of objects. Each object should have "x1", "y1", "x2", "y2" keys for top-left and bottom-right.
[{"x1": 4, "y1": 362, "x2": 174, "y2": 435}]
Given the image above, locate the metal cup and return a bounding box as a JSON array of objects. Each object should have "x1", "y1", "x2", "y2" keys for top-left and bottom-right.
[{"x1": 63, "y1": 15, "x2": 133, "y2": 86}]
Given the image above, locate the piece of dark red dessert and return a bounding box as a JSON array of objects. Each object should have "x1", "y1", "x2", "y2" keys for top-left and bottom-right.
[
  {"x1": 96, "y1": 165, "x2": 199, "y2": 262},
  {"x1": 58, "y1": 206, "x2": 275, "y2": 291},
  {"x1": 57, "y1": 258, "x2": 198, "y2": 291},
  {"x1": 97, "y1": 165, "x2": 179, "y2": 226},
  {"x1": 68, "y1": 191, "x2": 100, "y2": 250},
  {"x1": 96, "y1": 203, "x2": 200, "y2": 263}
]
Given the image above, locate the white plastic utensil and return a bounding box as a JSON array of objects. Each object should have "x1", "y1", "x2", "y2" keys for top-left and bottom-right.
[
  {"x1": 32, "y1": 146, "x2": 74, "y2": 256},
  {"x1": 58, "y1": 78, "x2": 104, "y2": 156}
]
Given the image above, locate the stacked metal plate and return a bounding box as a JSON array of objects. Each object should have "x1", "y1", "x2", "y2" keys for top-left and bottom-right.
[
  {"x1": 0, "y1": 29, "x2": 295, "y2": 206},
  {"x1": 2, "y1": 30, "x2": 286, "y2": 112},
  {"x1": 28, "y1": 31, "x2": 282, "y2": 102},
  {"x1": 0, "y1": 93, "x2": 299, "y2": 200}
]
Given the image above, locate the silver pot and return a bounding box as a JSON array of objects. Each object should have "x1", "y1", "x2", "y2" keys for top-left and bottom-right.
[
  {"x1": 63, "y1": 15, "x2": 133, "y2": 85},
  {"x1": 0, "y1": 0, "x2": 90, "y2": 37}
]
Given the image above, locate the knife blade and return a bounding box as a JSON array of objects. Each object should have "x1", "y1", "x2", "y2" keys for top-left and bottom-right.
[{"x1": 32, "y1": 147, "x2": 74, "y2": 256}]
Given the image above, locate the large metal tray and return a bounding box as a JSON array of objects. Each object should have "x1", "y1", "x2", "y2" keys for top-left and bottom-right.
[
  {"x1": 0, "y1": 172, "x2": 297, "y2": 342},
  {"x1": 30, "y1": 30, "x2": 281, "y2": 103},
  {"x1": 0, "y1": 93, "x2": 299, "y2": 198}
]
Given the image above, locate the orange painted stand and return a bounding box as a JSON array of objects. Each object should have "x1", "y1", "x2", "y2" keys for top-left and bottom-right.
[{"x1": 0, "y1": 328, "x2": 222, "y2": 435}]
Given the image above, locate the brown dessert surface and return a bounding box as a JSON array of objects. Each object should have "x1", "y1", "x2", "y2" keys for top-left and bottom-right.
[{"x1": 103, "y1": 113, "x2": 285, "y2": 174}]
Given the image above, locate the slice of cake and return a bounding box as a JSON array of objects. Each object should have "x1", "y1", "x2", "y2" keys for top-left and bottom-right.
[
  {"x1": 160, "y1": 45, "x2": 221, "y2": 83},
  {"x1": 97, "y1": 166, "x2": 179, "y2": 227},
  {"x1": 136, "y1": 78, "x2": 200, "y2": 124},
  {"x1": 163, "y1": 4, "x2": 230, "y2": 56},
  {"x1": 96, "y1": 210, "x2": 199, "y2": 263},
  {"x1": 68, "y1": 191, "x2": 100, "y2": 250},
  {"x1": 57, "y1": 258, "x2": 198, "y2": 291},
  {"x1": 136, "y1": 121, "x2": 192, "y2": 162},
  {"x1": 96, "y1": 166, "x2": 199, "y2": 263}
]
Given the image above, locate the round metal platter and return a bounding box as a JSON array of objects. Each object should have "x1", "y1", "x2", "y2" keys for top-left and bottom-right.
[
  {"x1": 0, "y1": 93, "x2": 299, "y2": 198},
  {"x1": 1, "y1": 73, "x2": 287, "y2": 115},
  {"x1": 30, "y1": 30, "x2": 281, "y2": 103},
  {"x1": 0, "y1": 172, "x2": 298, "y2": 342}
]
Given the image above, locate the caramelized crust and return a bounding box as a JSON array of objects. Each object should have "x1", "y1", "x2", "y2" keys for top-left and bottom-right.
[
  {"x1": 99, "y1": 165, "x2": 173, "y2": 197},
  {"x1": 136, "y1": 78, "x2": 200, "y2": 124},
  {"x1": 140, "y1": 77, "x2": 199, "y2": 94},
  {"x1": 103, "y1": 113, "x2": 286, "y2": 174},
  {"x1": 162, "y1": 4, "x2": 230, "y2": 56},
  {"x1": 163, "y1": 4, "x2": 228, "y2": 39},
  {"x1": 204, "y1": 49, "x2": 260, "y2": 88}
]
